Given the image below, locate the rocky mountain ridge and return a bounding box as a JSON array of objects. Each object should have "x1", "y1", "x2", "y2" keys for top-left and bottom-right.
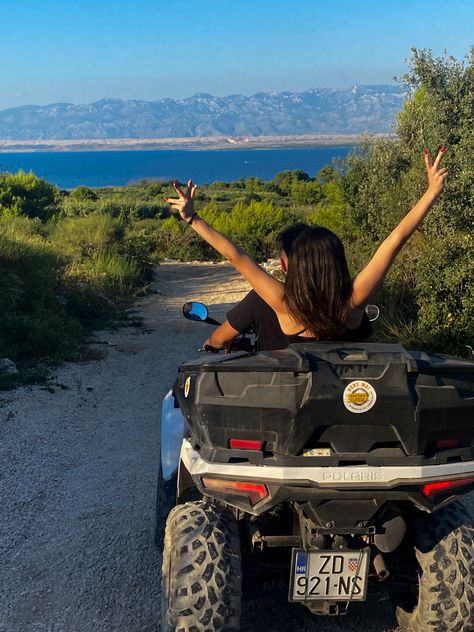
[{"x1": 0, "y1": 84, "x2": 407, "y2": 140}]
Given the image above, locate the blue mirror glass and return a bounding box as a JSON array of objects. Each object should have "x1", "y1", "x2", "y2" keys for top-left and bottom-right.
[{"x1": 182, "y1": 301, "x2": 209, "y2": 322}]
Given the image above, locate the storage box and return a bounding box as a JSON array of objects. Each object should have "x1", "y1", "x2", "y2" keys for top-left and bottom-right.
[{"x1": 175, "y1": 343, "x2": 474, "y2": 463}]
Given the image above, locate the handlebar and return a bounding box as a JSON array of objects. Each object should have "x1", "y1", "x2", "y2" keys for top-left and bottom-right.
[
  {"x1": 183, "y1": 300, "x2": 257, "y2": 354},
  {"x1": 197, "y1": 344, "x2": 221, "y2": 354}
]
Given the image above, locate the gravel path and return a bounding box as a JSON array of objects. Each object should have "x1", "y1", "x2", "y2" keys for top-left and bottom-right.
[{"x1": 1, "y1": 262, "x2": 471, "y2": 632}]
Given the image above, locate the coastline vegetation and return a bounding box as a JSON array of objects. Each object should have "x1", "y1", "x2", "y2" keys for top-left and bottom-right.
[{"x1": 0, "y1": 49, "x2": 472, "y2": 382}]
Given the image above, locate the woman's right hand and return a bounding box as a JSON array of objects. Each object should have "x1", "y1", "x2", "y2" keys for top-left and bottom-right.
[
  {"x1": 164, "y1": 179, "x2": 197, "y2": 222},
  {"x1": 425, "y1": 147, "x2": 448, "y2": 195}
]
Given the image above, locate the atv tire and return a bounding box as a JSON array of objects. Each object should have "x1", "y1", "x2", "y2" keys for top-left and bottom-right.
[
  {"x1": 161, "y1": 501, "x2": 241, "y2": 631},
  {"x1": 392, "y1": 501, "x2": 474, "y2": 632}
]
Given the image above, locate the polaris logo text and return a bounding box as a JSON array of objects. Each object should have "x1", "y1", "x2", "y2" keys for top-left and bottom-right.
[{"x1": 322, "y1": 471, "x2": 385, "y2": 482}]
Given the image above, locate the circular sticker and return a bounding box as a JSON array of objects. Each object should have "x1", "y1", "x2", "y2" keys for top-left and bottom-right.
[
  {"x1": 184, "y1": 376, "x2": 191, "y2": 398},
  {"x1": 343, "y1": 380, "x2": 377, "y2": 414}
]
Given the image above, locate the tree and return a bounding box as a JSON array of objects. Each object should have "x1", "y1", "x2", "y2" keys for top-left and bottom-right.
[
  {"x1": 340, "y1": 48, "x2": 474, "y2": 354},
  {"x1": 316, "y1": 165, "x2": 337, "y2": 184},
  {"x1": 274, "y1": 169, "x2": 310, "y2": 194}
]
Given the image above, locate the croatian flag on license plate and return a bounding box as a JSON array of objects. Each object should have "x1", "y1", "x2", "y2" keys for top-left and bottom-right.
[
  {"x1": 348, "y1": 558, "x2": 359, "y2": 572},
  {"x1": 295, "y1": 551, "x2": 307, "y2": 574}
]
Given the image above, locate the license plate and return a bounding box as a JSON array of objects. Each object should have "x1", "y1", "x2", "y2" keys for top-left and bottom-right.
[{"x1": 289, "y1": 549, "x2": 370, "y2": 602}]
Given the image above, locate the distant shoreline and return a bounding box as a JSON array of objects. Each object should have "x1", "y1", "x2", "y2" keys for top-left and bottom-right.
[{"x1": 0, "y1": 133, "x2": 394, "y2": 153}]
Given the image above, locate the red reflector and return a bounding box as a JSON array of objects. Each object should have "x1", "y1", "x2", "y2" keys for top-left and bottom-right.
[
  {"x1": 202, "y1": 477, "x2": 268, "y2": 505},
  {"x1": 229, "y1": 439, "x2": 262, "y2": 450},
  {"x1": 422, "y1": 477, "x2": 474, "y2": 501},
  {"x1": 435, "y1": 438, "x2": 460, "y2": 449}
]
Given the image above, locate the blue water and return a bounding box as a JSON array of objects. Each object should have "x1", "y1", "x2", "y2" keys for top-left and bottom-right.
[{"x1": 0, "y1": 146, "x2": 354, "y2": 189}]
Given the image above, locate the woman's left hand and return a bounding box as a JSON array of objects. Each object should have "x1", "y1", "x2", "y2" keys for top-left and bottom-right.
[{"x1": 164, "y1": 179, "x2": 197, "y2": 222}]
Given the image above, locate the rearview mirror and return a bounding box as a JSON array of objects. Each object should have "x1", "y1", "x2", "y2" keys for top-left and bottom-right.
[
  {"x1": 365, "y1": 304, "x2": 380, "y2": 322},
  {"x1": 182, "y1": 301, "x2": 209, "y2": 322}
]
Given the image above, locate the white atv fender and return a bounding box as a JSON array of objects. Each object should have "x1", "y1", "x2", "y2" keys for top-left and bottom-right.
[{"x1": 160, "y1": 390, "x2": 185, "y2": 482}]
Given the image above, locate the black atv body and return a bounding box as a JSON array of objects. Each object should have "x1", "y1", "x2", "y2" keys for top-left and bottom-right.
[{"x1": 160, "y1": 341, "x2": 474, "y2": 631}]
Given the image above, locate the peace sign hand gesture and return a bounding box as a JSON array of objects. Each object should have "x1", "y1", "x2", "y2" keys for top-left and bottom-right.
[
  {"x1": 164, "y1": 179, "x2": 198, "y2": 223},
  {"x1": 424, "y1": 147, "x2": 448, "y2": 195}
]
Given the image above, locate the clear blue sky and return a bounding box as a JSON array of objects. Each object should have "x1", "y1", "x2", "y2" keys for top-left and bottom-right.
[{"x1": 1, "y1": 0, "x2": 473, "y2": 110}]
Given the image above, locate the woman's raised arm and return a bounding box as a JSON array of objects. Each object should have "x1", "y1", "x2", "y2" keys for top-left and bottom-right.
[
  {"x1": 350, "y1": 148, "x2": 448, "y2": 308},
  {"x1": 164, "y1": 180, "x2": 285, "y2": 312}
]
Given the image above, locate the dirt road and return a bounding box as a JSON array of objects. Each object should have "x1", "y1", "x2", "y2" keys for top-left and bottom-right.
[{"x1": 1, "y1": 262, "x2": 457, "y2": 632}]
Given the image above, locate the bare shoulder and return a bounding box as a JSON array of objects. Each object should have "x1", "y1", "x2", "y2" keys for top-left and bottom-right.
[{"x1": 273, "y1": 308, "x2": 307, "y2": 336}]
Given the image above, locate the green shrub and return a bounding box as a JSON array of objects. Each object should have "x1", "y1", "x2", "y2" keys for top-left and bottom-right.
[
  {"x1": 415, "y1": 233, "x2": 474, "y2": 353},
  {"x1": 78, "y1": 251, "x2": 143, "y2": 296},
  {"x1": 0, "y1": 170, "x2": 60, "y2": 220},
  {"x1": 274, "y1": 169, "x2": 310, "y2": 193},
  {"x1": 0, "y1": 211, "x2": 149, "y2": 372},
  {"x1": 61, "y1": 197, "x2": 99, "y2": 217},
  {"x1": 49, "y1": 214, "x2": 124, "y2": 257},
  {"x1": 69, "y1": 185, "x2": 98, "y2": 202},
  {"x1": 201, "y1": 199, "x2": 299, "y2": 260},
  {"x1": 0, "y1": 221, "x2": 83, "y2": 362},
  {"x1": 307, "y1": 181, "x2": 347, "y2": 235},
  {"x1": 155, "y1": 217, "x2": 217, "y2": 261},
  {"x1": 123, "y1": 219, "x2": 162, "y2": 273}
]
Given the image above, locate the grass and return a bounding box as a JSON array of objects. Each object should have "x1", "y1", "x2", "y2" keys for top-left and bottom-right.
[{"x1": 0, "y1": 213, "x2": 151, "y2": 386}]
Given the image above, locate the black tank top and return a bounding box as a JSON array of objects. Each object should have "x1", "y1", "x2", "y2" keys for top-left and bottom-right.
[{"x1": 285, "y1": 312, "x2": 373, "y2": 344}]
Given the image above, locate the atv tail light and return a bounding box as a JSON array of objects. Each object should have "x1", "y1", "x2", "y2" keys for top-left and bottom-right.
[
  {"x1": 422, "y1": 477, "x2": 474, "y2": 501},
  {"x1": 202, "y1": 477, "x2": 268, "y2": 505},
  {"x1": 435, "y1": 438, "x2": 460, "y2": 449},
  {"x1": 229, "y1": 439, "x2": 262, "y2": 450}
]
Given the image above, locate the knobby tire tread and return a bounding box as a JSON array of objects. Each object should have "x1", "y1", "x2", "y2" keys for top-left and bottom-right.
[
  {"x1": 161, "y1": 500, "x2": 241, "y2": 632},
  {"x1": 394, "y1": 501, "x2": 474, "y2": 632}
]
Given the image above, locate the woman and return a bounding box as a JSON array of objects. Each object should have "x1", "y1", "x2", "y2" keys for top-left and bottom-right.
[{"x1": 164, "y1": 149, "x2": 447, "y2": 341}]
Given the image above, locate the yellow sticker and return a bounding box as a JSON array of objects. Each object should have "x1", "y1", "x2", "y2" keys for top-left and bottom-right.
[
  {"x1": 184, "y1": 376, "x2": 191, "y2": 398},
  {"x1": 303, "y1": 448, "x2": 331, "y2": 457},
  {"x1": 343, "y1": 380, "x2": 377, "y2": 414}
]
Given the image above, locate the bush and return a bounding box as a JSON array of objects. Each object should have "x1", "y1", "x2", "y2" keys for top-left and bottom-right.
[
  {"x1": 48, "y1": 214, "x2": 125, "y2": 257},
  {"x1": 307, "y1": 181, "x2": 347, "y2": 235},
  {"x1": 0, "y1": 170, "x2": 60, "y2": 220},
  {"x1": 274, "y1": 169, "x2": 310, "y2": 193},
  {"x1": 122, "y1": 219, "x2": 161, "y2": 273},
  {"x1": 78, "y1": 251, "x2": 143, "y2": 296},
  {"x1": 0, "y1": 219, "x2": 83, "y2": 362},
  {"x1": 154, "y1": 217, "x2": 217, "y2": 261},
  {"x1": 149, "y1": 198, "x2": 301, "y2": 262},
  {"x1": 61, "y1": 197, "x2": 99, "y2": 217},
  {"x1": 0, "y1": 211, "x2": 150, "y2": 371},
  {"x1": 69, "y1": 185, "x2": 98, "y2": 202},
  {"x1": 415, "y1": 233, "x2": 474, "y2": 353},
  {"x1": 209, "y1": 200, "x2": 300, "y2": 259}
]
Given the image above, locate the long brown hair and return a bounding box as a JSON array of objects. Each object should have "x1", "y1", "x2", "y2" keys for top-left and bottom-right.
[{"x1": 284, "y1": 225, "x2": 352, "y2": 338}]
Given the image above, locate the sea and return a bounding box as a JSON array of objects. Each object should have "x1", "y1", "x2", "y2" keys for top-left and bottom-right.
[{"x1": 0, "y1": 146, "x2": 355, "y2": 189}]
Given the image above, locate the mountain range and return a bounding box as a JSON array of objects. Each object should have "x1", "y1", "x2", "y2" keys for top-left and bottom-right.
[{"x1": 0, "y1": 85, "x2": 407, "y2": 140}]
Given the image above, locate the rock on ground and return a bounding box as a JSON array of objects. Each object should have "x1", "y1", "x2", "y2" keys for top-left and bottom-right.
[{"x1": 0, "y1": 358, "x2": 18, "y2": 375}]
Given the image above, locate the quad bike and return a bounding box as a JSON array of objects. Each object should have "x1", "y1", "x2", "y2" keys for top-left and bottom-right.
[{"x1": 157, "y1": 301, "x2": 474, "y2": 632}]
